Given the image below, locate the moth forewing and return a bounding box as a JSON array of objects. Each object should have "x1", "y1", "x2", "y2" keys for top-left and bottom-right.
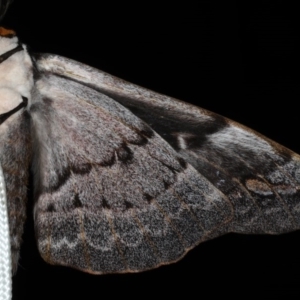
[{"x1": 30, "y1": 70, "x2": 234, "y2": 274}]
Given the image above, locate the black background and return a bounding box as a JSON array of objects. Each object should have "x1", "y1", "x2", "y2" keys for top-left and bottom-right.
[{"x1": 1, "y1": 1, "x2": 300, "y2": 299}]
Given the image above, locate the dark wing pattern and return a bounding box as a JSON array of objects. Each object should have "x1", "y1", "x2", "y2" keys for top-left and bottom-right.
[{"x1": 32, "y1": 54, "x2": 300, "y2": 273}]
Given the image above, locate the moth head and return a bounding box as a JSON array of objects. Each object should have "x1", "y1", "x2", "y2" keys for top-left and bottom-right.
[
  {"x1": 0, "y1": 26, "x2": 19, "y2": 56},
  {"x1": 0, "y1": 27, "x2": 16, "y2": 38}
]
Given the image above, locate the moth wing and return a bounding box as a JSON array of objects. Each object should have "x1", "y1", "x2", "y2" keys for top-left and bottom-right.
[
  {"x1": 0, "y1": 97, "x2": 32, "y2": 273},
  {"x1": 35, "y1": 54, "x2": 300, "y2": 239},
  {"x1": 30, "y1": 68, "x2": 233, "y2": 274}
]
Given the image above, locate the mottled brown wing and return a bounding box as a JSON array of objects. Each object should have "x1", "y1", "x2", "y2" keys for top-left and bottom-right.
[
  {"x1": 30, "y1": 73, "x2": 232, "y2": 274},
  {"x1": 35, "y1": 54, "x2": 300, "y2": 238},
  {"x1": 0, "y1": 106, "x2": 32, "y2": 273}
]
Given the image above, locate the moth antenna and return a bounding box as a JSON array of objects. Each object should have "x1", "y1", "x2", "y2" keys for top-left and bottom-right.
[{"x1": 0, "y1": 0, "x2": 14, "y2": 21}]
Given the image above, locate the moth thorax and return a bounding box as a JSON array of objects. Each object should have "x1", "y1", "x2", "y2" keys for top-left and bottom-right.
[{"x1": 0, "y1": 88, "x2": 23, "y2": 114}]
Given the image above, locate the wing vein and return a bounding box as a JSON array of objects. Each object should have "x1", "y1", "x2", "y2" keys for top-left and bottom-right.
[
  {"x1": 105, "y1": 211, "x2": 129, "y2": 271},
  {"x1": 151, "y1": 199, "x2": 187, "y2": 248},
  {"x1": 132, "y1": 210, "x2": 161, "y2": 261}
]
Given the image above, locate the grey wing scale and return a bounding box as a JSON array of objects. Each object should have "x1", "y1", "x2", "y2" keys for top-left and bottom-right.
[
  {"x1": 33, "y1": 54, "x2": 300, "y2": 274},
  {"x1": 30, "y1": 74, "x2": 232, "y2": 274}
]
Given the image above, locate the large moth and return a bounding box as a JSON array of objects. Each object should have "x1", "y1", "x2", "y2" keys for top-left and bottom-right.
[{"x1": 1, "y1": 1, "x2": 300, "y2": 299}]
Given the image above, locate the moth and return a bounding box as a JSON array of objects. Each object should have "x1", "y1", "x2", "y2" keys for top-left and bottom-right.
[
  {"x1": 1, "y1": 1, "x2": 300, "y2": 298},
  {"x1": 1, "y1": 22, "x2": 300, "y2": 275}
]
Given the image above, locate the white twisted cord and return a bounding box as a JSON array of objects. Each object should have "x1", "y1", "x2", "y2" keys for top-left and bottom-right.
[{"x1": 0, "y1": 164, "x2": 12, "y2": 300}]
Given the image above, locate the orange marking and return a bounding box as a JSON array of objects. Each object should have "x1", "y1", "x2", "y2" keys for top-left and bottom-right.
[{"x1": 0, "y1": 27, "x2": 16, "y2": 37}]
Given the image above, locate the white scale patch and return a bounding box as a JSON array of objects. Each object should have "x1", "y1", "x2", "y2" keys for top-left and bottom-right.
[{"x1": 207, "y1": 125, "x2": 275, "y2": 154}]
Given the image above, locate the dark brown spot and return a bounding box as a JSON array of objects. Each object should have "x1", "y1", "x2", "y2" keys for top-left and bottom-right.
[
  {"x1": 117, "y1": 144, "x2": 133, "y2": 162},
  {"x1": 73, "y1": 163, "x2": 92, "y2": 175},
  {"x1": 47, "y1": 203, "x2": 56, "y2": 212},
  {"x1": 129, "y1": 135, "x2": 148, "y2": 146},
  {"x1": 102, "y1": 197, "x2": 111, "y2": 209},
  {"x1": 177, "y1": 157, "x2": 187, "y2": 169},
  {"x1": 101, "y1": 154, "x2": 116, "y2": 167},
  {"x1": 140, "y1": 126, "x2": 154, "y2": 138},
  {"x1": 74, "y1": 194, "x2": 83, "y2": 208},
  {"x1": 124, "y1": 200, "x2": 133, "y2": 209},
  {"x1": 143, "y1": 193, "x2": 154, "y2": 203},
  {"x1": 163, "y1": 180, "x2": 172, "y2": 190}
]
